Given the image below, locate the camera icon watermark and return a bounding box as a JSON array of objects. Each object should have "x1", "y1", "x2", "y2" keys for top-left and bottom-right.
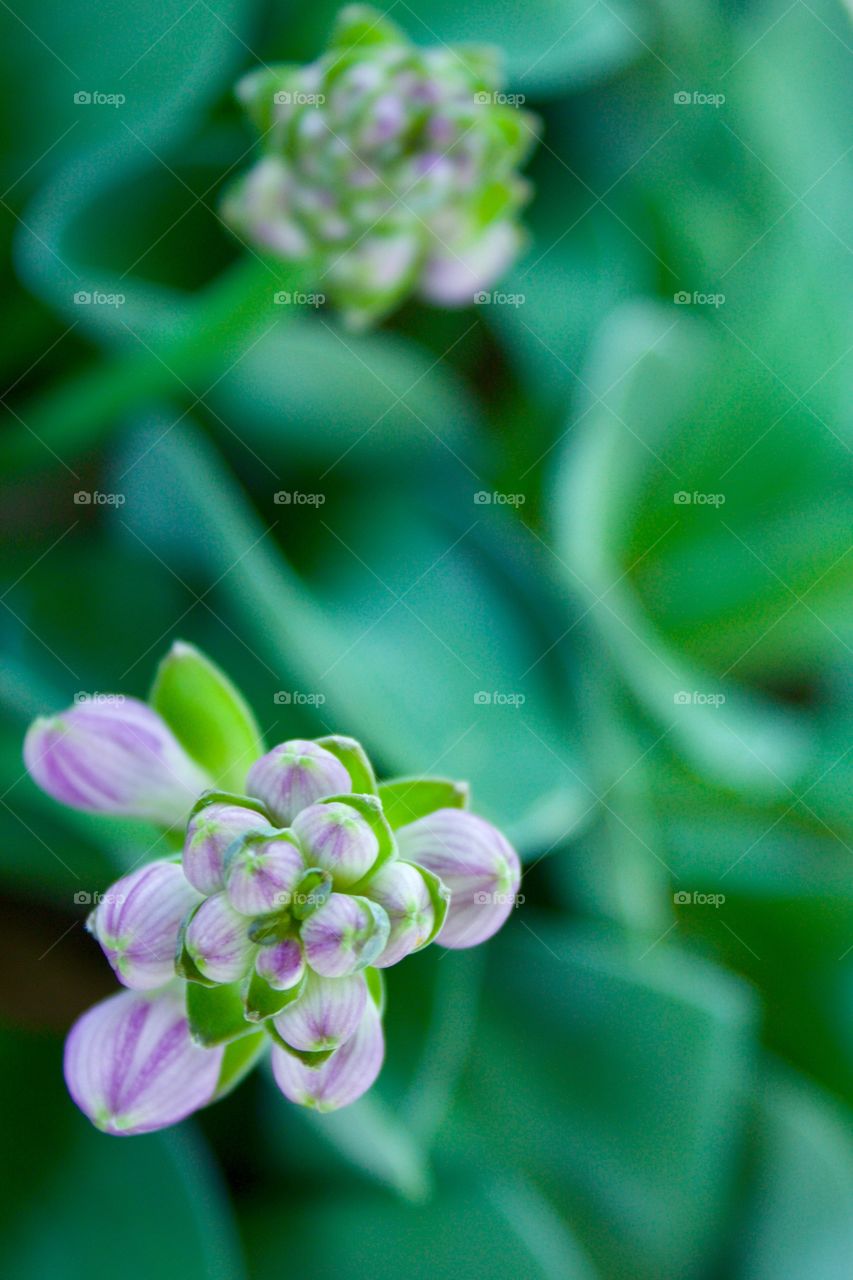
[
  {"x1": 273, "y1": 290, "x2": 325, "y2": 307},
  {"x1": 673, "y1": 690, "x2": 726, "y2": 707},
  {"x1": 673, "y1": 490, "x2": 726, "y2": 507},
  {"x1": 474, "y1": 690, "x2": 526, "y2": 707},
  {"x1": 74, "y1": 889, "x2": 127, "y2": 906},
  {"x1": 473, "y1": 90, "x2": 525, "y2": 107},
  {"x1": 473, "y1": 890, "x2": 526, "y2": 906},
  {"x1": 673, "y1": 290, "x2": 725, "y2": 308},
  {"x1": 673, "y1": 90, "x2": 725, "y2": 108},
  {"x1": 74, "y1": 290, "x2": 125, "y2": 307},
  {"x1": 273, "y1": 491, "x2": 326, "y2": 506},
  {"x1": 673, "y1": 889, "x2": 726, "y2": 907},
  {"x1": 474, "y1": 290, "x2": 525, "y2": 307},
  {"x1": 73, "y1": 90, "x2": 126, "y2": 108},
  {"x1": 474, "y1": 490, "x2": 526, "y2": 507},
  {"x1": 273, "y1": 90, "x2": 325, "y2": 106},
  {"x1": 73, "y1": 692, "x2": 126, "y2": 706},
  {"x1": 274, "y1": 690, "x2": 326, "y2": 706},
  {"x1": 74, "y1": 490, "x2": 126, "y2": 507}
]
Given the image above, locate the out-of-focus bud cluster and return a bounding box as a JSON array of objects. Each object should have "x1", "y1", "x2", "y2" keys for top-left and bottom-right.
[
  {"x1": 26, "y1": 669, "x2": 521, "y2": 1133},
  {"x1": 222, "y1": 5, "x2": 539, "y2": 327}
]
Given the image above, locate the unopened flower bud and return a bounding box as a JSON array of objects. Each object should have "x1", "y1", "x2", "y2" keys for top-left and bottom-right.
[
  {"x1": 396, "y1": 809, "x2": 520, "y2": 948},
  {"x1": 255, "y1": 938, "x2": 305, "y2": 990},
  {"x1": 183, "y1": 801, "x2": 272, "y2": 894},
  {"x1": 89, "y1": 860, "x2": 201, "y2": 990},
  {"x1": 64, "y1": 988, "x2": 224, "y2": 1135},
  {"x1": 24, "y1": 697, "x2": 210, "y2": 827},
  {"x1": 300, "y1": 892, "x2": 390, "y2": 977},
  {"x1": 271, "y1": 1000, "x2": 384, "y2": 1111},
  {"x1": 291, "y1": 801, "x2": 379, "y2": 888},
  {"x1": 224, "y1": 830, "x2": 305, "y2": 915},
  {"x1": 246, "y1": 740, "x2": 351, "y2": 825},
  {"x1": 273, "y1": 969, "x2": 366, "y2": 1052},
  {"x1": 183, "y1": 892, "x2": 257, "y2": 983},
  {"x1": 364, "y1": 860, "x2": 439, "y2": 968}
]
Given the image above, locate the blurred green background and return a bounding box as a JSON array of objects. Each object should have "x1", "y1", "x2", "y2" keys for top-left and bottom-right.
[{"x1": 2, "y1": 0, "x2": 852, "y2": 1275}]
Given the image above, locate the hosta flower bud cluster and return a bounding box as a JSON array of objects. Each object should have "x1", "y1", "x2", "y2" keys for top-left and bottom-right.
[
  {"x1": 25, "y1": 643, "x2": 521, "y2": 1134},
  {"x1": 223, "y1": 5, "x2": 539, "y2": 326}
]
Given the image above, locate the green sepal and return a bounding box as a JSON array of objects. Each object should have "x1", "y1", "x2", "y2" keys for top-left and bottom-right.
[
  {"x1": 149, "y1": 642, "x2": 263, "y2": 793},
  {"x1": 350, "y1": 897, "x2": 391, "y2": 970},
  {"x1": 188, "y1": 789, "x2": 271, "y2": 824},
  {"x1": 248, "y1": 911, "x2": 297, "y2": 945},
  {"x1": 187, "y1": 980, "x2": 254, "y2": 1047},
  {"x1": 175, "y1": 905, "x2": 218, "y2": 986},
  {"x1": 364, "y1": 966, "x2": 385, "y2": 1015},
  {"x1": 222, "y1": 826, "x2": 301, "y2": 877},
  {"x1": 245, "y1": 967, "x2": 306, "y2": 1022},
  {"x1": 266, "y1": 1021, "x2": 336, "y2": 1068},
  {"x1": 376, "y1": 777, "x2": 469, "y2": 830},
  {"x1": 291, "y1": 867, "x2": 333, "y2": 921},
  {"x1": 321, "y1": 793, "x2": 397, "y2": 887},
  {"x1": 213, "y1": 1030, "x2": 268, "y2": 1100},
  {"x1": 234, "y1": 63, "x2": 300, "y2": 132},
  {"x1": 314, "y1": 735, "x2": 377, "y2": 794},
  {"x1": 407, "y1": 862, "x2": 451, "y2": 948},
  {"x1": 329, "y1": 5, "x2": 405, "y2": 52}
]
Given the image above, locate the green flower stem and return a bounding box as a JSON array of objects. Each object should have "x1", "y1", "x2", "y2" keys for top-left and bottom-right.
[{"x1": 2, "y1": 254, "x2": 313, "y2": 476}]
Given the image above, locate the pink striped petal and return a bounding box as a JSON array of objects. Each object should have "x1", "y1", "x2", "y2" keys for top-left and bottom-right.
[
  {"x1": 24, "y1": 698, "x2": 210, "y2": 827},
  {"x1": 396, "y1": 809, "x2": 521, "y2": 948},
  {"x1": 273, "y1": 969, "x2": 366, "y2": 1052},
  {"x1": 255, "y1": 938, "x2": 305, "y2": 990},
  {"x1": 300, "y1": 892, "x2": 389, "y2": 977},
  {"x1": 364, "y1": 860, "x2": 436, "y2": 968},
  {"x1": 183, "y1": 803, "x2": 272, "y2": 895},
  {"x1": 225, "y1": 834, "x2": 305, "y2": 915},
  {"x1": 291, "y1": 801, "x2": 379, "y2": 888},
  {"x1": 90, "y1": 860, "x2": 201, "y2": 990},
  {"x1": 246, "y1": 740, "x2": 351, "y2": 825},
  {"x1": 184, "y1": 892, "x2": 256, "y2": 983},
  {"x1": 271, "y1": 1000, "x2": 384, "y2": 1111},
  {"x1": 64, "y1": 988, "x2": 224, "y2": 1135}
]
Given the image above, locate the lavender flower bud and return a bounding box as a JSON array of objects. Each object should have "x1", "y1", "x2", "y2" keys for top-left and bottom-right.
[
  {"x1": 273, "y1": 969, "x2": 366, "y2": 1052},
  {"x1": 364, "y1": 860, "x2": 439, "y2": 968},
  {"x1": 24, "y1": 697, "x2": 210, "y2": 827},
  {"x1": 255, "y1": 938, "x2": 305, "y2": 991},
  {"x1": 299, "y1": 892, "x2": 390, "y2": 977},
  {"x1": 223, "y1": 4, "x2": 539, "y2": 328},
  {"x1": 291, "y1": 801, "x2": 380, "y2": 888},
  {"x1": 396, "y1": 809, "x2": 520, "y2": 948},
  {"x1": 89, "y1": 860, "x2": 201, "y2": 990},
  {"x1": 246, "y1": 740, "x2": 351, "y2": 825},
  {"x1": 224, "y1": 830, "x2": 305, "y2": 915},
  {"x1": 64, "y1": 988, "x2": 224, "y2": 1135},
  {"x1": 183, "y1": 892, "x2": 257, "y2": 984},
  {"x1": 271, "y1": 999, "x2": 384, "y2": 1112},
  {"x1": 183, "y1": 801, "x2": 272, "y2": 895}
]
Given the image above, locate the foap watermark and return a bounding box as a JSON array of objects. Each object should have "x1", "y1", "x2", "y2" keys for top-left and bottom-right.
[
  {"x1": 474, "y1": 90, "x2": 526, "y2": 107},
  {"x1": 474, "y1": 290, "x2": 525, "y2": 307},
  {"x1": 673, "y1": 290, "x2": 725, "y2": 308},
  {"x1": 673, "y1": 490, "x2": 725, "y2": 507},
  {"x1": 673, "y1": 90, "x2": 725, "y2": 108},
  {"x1": 74, "y1": 490, "x2": 126, "y2": 506},
  {"x1": 674, "y1": 890, "x2": 726, "y2": 908},
  {"x1": 274, "y1": 290, "x2": 325, "y2": 307},
  {"x1": 474, "y1": 690, "x2": 526, "y2": 707},
  {"x1": 74, "y1": 890, "x2": 127, "y2": 906},
  {"x1": 474, "y1": 890, "x2": 525, "y2": 907},
  {"x1": 474, "y1": 490, "x2": 526, "y2": 507},
  {"x1": 74, "y1": 290, "x2": 125, "y2": 307},
  {"x1": 73, "y1": 692, "x2": 126, "y2": 706},
  {"x1": 274, "y1": 690, "x2": 326, "y2": 706},
  {"x1": 273, "y1": 90, "x2": 325, "y2": 106},
  {"x1": 73, "y1": 90, "x2": 126, "y2": 108},
  {"x1": 274, "y1": 491, "x2": 326, "y2": 506},
  {"x1": 674, "y1": 690, "x2": 726, "y2": 707}
]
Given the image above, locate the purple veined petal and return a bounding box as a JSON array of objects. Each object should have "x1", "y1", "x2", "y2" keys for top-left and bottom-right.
[
  {"x1": 364, "y1": 860, "x2": 436, "y2": 968},
  {"x1": 90, "y1": 861, "x2": 201, "y2": 990},
  {"x1": 271, "y1": 999, "x2": 384, "y2": 1112},
  {"x1": 24, "y1": 697, "x2": 210, "y2": 827},
  {"x1": 184, "y1": 893, "x2": 257, "y2": 983},
  {"x1": 300, "y1": 892, "x2": 389, "y2": 978},
  {"x1": 246, "y1": 740, "x2": 351, "y2": 825},
  {"x1": 183, "y1": 803, "x2": 272, "y2": 895},
  {"x1": 64, "y1": 987, "x2": 224, "y2": 1135},
  {"x1": 396, "y1": 809, "x2": 521, "y2": 948},
  {"x1": 419, "y1": 221, "x2": 521, "y2": 306},
  {"x1": 291, "y1": 801, "x2": 379, "y2": 889},
  {"x1": 255, "y1": 938, "x2": 305, "y2": 991},
  {"x1": 273, "y1": 969, "x2": 366, "y2": 1052},
  {"x1": 225, "y1": 833, "x2": 305, "y2": 916}
]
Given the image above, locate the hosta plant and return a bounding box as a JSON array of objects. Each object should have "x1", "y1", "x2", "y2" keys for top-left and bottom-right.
[{"x1": 24, "y1": 643, "x2": 521, "y2": 1133}]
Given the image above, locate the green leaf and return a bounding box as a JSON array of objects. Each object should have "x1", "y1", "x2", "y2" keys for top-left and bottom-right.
[
  {"x1": 377, "y1": 777, "x2": 469, "y2": 829},
  {"x1": 186, "y1": 980, "x2": 255, "y2": 1047},
  {"x1": 150, "y1": 641, "x2": 262, "y2": 792},
  {"x1": 365, "y1": 965, "x2": 386, "y2": 1015},
  {"x1": 245, "y1": 967, "x2": 306, "y2": 1022},
  {"x1": 214, "y1": 1031, "x2": 269, "y2": 1101},
  {"x1": 315, "y1": 735, "x2": 378, "y2": 794}
]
